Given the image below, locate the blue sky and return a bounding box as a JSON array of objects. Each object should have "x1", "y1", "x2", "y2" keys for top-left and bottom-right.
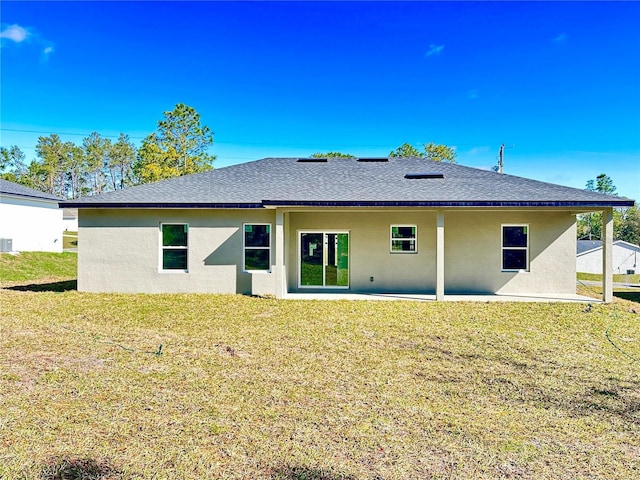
[{"x1": 1, "y1": 1, "x2": 639, "y2": 200}]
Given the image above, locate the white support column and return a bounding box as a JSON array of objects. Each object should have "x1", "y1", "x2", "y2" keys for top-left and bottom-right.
[
  {"x1": 275, "y1": 209, "x2": 285, "y2": 298},
  {"x1": 283, "y1": 211, "x2": 289, "y2": 294},
  {"x1": 602, "y1": 208, "x2": 613, "y2": 303},
  {"x1": 436, "y1": 211, "x2": 445, "y2": 301}
]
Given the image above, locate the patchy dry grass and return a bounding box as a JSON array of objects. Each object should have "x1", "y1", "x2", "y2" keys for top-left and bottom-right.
[
  {"x1": 1, "y1": 255, "x2": 639, "y2": 479},
  {"x1": 1, "y1": 292, "x2": 639, "y2": 479}
]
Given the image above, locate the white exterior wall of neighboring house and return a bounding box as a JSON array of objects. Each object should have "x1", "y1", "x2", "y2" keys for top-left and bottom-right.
[
  {"x1": 62, "y1": 208, "x2": 79, "y2": 231},
  {"x1": 0, "y1": 194, "x2": 63, "y2": 252},
  {"x1": 78, "y1": 207, "x2": 577, "y2": 296},
  {"x1": 577, "y1": 241, "x2": 640, "y2": 274}
]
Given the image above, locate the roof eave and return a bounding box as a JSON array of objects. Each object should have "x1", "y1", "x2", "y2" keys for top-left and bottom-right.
[
  {"x1": 59, "y1": 199, "x2": 636, "y2": 209},
  {"x1": 2, "y1": 192, "x2": 63, "y2": 202},
  {"x1": 58, "y1": 202, "x2": 265, "y2": 209},
  {"x1": 261, "y1": 200, "x2": 636, "y2": 208}
]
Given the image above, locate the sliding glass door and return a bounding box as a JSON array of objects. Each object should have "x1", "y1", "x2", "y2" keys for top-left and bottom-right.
[{"x1": 300, "y1": 232, "x2": 349, "y2": 288}]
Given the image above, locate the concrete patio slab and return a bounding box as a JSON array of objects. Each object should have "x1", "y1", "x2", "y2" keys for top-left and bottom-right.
[{"x1": 282, "y1": 292, "x2": 598, "y2": 303}]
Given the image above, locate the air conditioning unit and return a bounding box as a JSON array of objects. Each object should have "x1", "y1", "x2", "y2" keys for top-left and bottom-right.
[{"x1": 0, "y1": 238, "x2": 13, "y2": 252}]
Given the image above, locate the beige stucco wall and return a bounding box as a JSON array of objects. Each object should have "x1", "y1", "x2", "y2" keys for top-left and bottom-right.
[
  {"x1": 78, "y1": 209, "x2": 275, "y2": 293},
  {"x1": 287, "y1": 209, "x2": 576, "y2": 295},
  {"x1": 78, "y1": 207, "x2": 577, "y2": 296},
  {"x1": 443, "y1": 210, "x2": 577, "y2": 294},
  {"x1": 287, "y1": 210, "x2": 437, "y2": 293}
]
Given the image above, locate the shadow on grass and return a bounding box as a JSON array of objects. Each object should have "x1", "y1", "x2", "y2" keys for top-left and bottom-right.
[
  {"x1": 615, "y1": 291, "x2": 640, "y2": 304},
  {"x1": 5, "y1": 279, "x2": 77, "y2": 292},
  {"x1": 578, "y1": 285, "x2": 640, "y2": 304},
  {"x1": 271, "y1": 465, "x2": 358, "y2": 480},
  {"x1": 40, "y1": 455, "x2": 121, "y2": 480}
]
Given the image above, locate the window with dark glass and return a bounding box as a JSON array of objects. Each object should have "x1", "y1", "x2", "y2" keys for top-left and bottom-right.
[
  {"x1": 391, "y1": 225, "x2": 417, "y2": 253},
  {"x1": 161, "y1": 224, "x2": 188, "y2": 271},
  {"x1": 244, "y1": 224, "x2": 271, "y2": 271},
  {"x1": 502, "y1": 225, "x2": 528, "y2": 271}
]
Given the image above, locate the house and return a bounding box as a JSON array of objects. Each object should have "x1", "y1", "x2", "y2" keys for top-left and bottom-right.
[
  {"x1": 577, "y1": 240, "x2": 639, "y2": 275},
  {"x1": 62, "y1": 208, "x2": 78, "y2": 231},
  {"x1": 60, "y1": 157, "x2": 634, "y2": 302},
  {"x1": 0, "y1": 179, "x2": 63, "y2": 253}
]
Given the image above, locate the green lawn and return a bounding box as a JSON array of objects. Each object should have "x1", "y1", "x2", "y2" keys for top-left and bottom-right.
[
  {"x1": 62, "y1": 231, "x2": 78, "y2": 250},
  {"x1": 578, "y1": 271, "x2": 640, "y2": 284},
  {"x1": 1, "y1": 254, "x2": 639, "y2": 479},
  {"x1": 0, "y1": 251, "x2": 77, "y2": 284}
]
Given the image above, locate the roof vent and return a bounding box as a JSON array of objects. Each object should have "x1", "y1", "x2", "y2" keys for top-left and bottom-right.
[
  {"x1": 357, "y1": 157, "x2": 389, "y2": 162},
  {"x1": 297, "y1": 158, "x2": 328, "y2": 163},
  {"x1": 404, "y1": 173, "x2": 445, "y2": 179}
]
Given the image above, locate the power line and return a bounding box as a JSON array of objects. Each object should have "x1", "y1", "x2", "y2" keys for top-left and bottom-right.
[
  {"x1": 0, "y1": 127, "x2": 485, "y2": 149},
  {"x1": 1, "y1": 128, "x2": 146, "y2": 140}
]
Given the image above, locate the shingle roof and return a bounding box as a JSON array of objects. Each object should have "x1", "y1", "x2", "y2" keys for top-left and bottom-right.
[
  {"x1": 59, "y1": 157, "x2": 635, "y2": 208},
  {"x1": 577, "y1": 240, "x2": 602, "y2": 254},
  {"x1": 0, "y1": 179, "x2": 62, "y2": 201},
  {"x1": 577, "y1": 239, "x2": 640, "y2": 254}
]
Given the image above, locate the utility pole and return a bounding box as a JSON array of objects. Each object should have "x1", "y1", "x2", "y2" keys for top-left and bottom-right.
[{"x1": 498, "y1": 144, "x2": 504, "y2": 174}]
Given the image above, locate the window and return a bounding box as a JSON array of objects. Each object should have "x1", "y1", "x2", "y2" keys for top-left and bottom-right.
[
  {"x1": 161, "y1": 223, "x2": 188, "y2": 271},
  {"x1": 502, "y1": 225, "x2": 529, "y2": 271},
  {"x1": 391, "y1": 225, "x2": 417, "y2": 253},
  {"x1": 244, "y1": 224, "x2": 271, "y2": 271}
]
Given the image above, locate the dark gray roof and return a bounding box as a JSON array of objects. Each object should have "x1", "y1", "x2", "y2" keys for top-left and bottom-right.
[
  {"x1": 0, "y1": 179, "x2": 62, "y2": 201},
  {"x1": 60, "y1": 157, "x2": 635, "y2": 209},
  {"x1": 577, "y1": 239, "x2": 640, "y2": 254},
  {"x1": 577, "y1": 240, "x2": 602, "y2": 254}
]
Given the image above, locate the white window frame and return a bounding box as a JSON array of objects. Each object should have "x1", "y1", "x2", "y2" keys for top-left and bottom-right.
[
  {"x1": 159, "y1": 223, "x2": 189, "y2": 273},
  {"x1": 243, "y1": 223, "x2": 271, "y2": 273},
  {"x1": 501, "y1": 224, "x2": 529, "y2": 272},
  {"x1": 390, "y1": 224, "x2": 418, "y2": 254}
]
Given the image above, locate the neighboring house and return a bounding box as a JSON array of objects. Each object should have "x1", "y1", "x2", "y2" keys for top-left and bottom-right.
[
  {"x1": 577, "y1": 240, "x2": 639, "y2": 275},
  {"x1": 0, "y1": 179, "x2": 63, "y2": 253},
  {"x1": 60, "y1": 157, "x2": 634, "y2": 301},
  {"x1": 62, "y1": 208, "x2": 79, "y2": 231}
]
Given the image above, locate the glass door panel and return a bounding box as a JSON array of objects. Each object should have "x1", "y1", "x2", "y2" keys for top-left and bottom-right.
[
  {"x1": 325, "y1": 233, "x2": 349, "y2": 286},
  {"x1": 300, "y1": 232, "x2": 349, "y2": 288},
  {"x1": 300, "y1": 233, "x2": 324, "y2": 286}
]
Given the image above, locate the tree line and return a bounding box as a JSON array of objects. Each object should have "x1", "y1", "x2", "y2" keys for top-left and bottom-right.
[
  {"x1": 0, "y1": 103, "x2": 215, "y2": 199},
  {"x1": 577, "y1": 173, "x2": 639, "y2": 245},
  {"x1": 312, "y1": 142, "x2": 457, "y2": 162},
  {"x1": 2, "y1": 102, "x2": 457, "y2": 200}
]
